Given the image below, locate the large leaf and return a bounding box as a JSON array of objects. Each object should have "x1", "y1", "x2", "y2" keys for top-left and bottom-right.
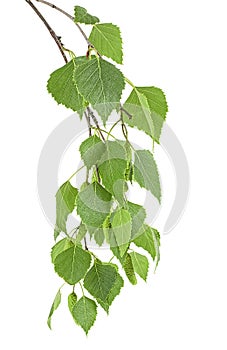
[
  {"x1": 47, "y1": 288, "x2": 62, "y2": 329},
  {"x1": 97, "y1": 272, "x2": 124, "y2": 313},
  {"x1": 129, "y1": 251, "x2": 149, "y2": 281},
  {"x1": 133, "y1": 150, "x2": 161, "y2": 203},
  {"x1": 54, "y1": 182, "x2": 78, "y2": 240},
  {"x1": 123, "y1": 87, "x2": 168, "y2": 143},
  {"x1": 76, "y1": 182, "x2": 112, "y2": 231},
  {"x1": 54, "y1": 245, "x2": 91, "y2": 285},
  {"x1": 133, "y1": 224, "x2": 161, "y2": 269},
  {"x1": 127, "y1": 201, "x2": 146, "y2": 239},
  {"x1": 71, "y1": 296, "x2": 97, "y2": 335},
  {"x1": 47, "y1": 57, "x2": 87, "y2": 116},
  {"x1": 98, "y1": 140, "x2": 128, "y2": 195},
  {"x1": 51, "y1": 238, "x2": 74, "y2": 263},
  {"x1": 74, "y1": 6, "x2": 99, "y2": 24},
  {"x1": 79, "y1": 135, "x2": 105, "y2": 170},
  {"x1": 74, "y1": 57, "x2": 125, "y2": 124},
  {"x1": 84, "y1": 260, "x2": 117, "y2": 302},
  {"x1": 111, "y1": 208, "x2": 132, "y2": 256},
  {"x1": 89, "y1": 23, "x2": 123, "y2": 64}
]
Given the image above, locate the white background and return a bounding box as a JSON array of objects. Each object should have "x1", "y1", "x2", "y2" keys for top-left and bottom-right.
[{"x1": 1, "y1": 0, "x2": 227, "y2": 349}]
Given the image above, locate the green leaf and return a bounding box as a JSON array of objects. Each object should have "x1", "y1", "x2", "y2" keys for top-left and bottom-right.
[
  {"x1": 94, "y1": 228, "x2": 105, "y2": 246},
  {"x1": 136, "y1": 87, "x2": 168, "y2": 142},
  {"x1": 51, "y1": 238, "x2": 74, "y2": 263},
  {"x1": 68, "y1": 292, "x2": 78, "y2": 314},
  {"x1": 54, "y1": 182, "x2": 78, "y2": 240},
  {"x1": 133, "y1": 224, "x2": 161, "y2": 268},
  {"x1": 112, "y1": 179, "x2": 127, "y2": 206},
  {"x1": 97, "y1": 272, "x2": 124, "y2": 313},
  {"x1": 74, "y1": 6, "x2": 99, "y2": 24},
  {"x1": 133, "y1": 150, "x2": 161, "y2": 203},
  {"x1": 54, "y1": 246, "x2": 91, "y2": 285},
  {"x1": 89, "y1": 23, "x2": 123, "y2": 64},
  {"x1": 98, "y1": 140, "x2": 128, "y2": 195},
  {"x1": 76, "y1": 182, "x2": 112, "y2": 231},
  {"x1": 127, "y1": 201, "x2": 146, "y2": 239},
  {"x1": 47, "y1": 288, "x2": 61, "y2": 329},
  {"x1": 71, "y1": 296, "x2": 97, "y2": 335},
  {"x1": 75, "y1": 223, "x2": 87, "y2": 243},
  {"x1": 47, "y1": 57, "x2": 87, "y2": 116},
  {"x1": 129, "y1": 251, "x2": 149, "y2": 281},
  {"x1": 123, "y1": 87, "x2": 168, "y2": 142},
  {"x1": 111, "y1": 208, "x2": 132, "y2": 256},
  {"x1": 79, "y1": 135, "x2": 105, "y2": 170},
  {"x1": 84, "y1": 260, "x2": 117, "y2": 302},
  {"x1": 74, "y1": 57, "x2": 125, "y2": 124},
  {"x1": 122, "y1": 253, "x2": 137, "y2": 285}
]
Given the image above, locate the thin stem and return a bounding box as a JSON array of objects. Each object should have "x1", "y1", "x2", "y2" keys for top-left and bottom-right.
[
  {"x1": 25, "y1": 0, "x2": 68, "y2": 63},
  {"x1": 84, "y1": 237, "x2": 88, "y2": 251},
  {"x1": 109, "y1": 256, "x2": 115, "y2": 263},
  {"x1": 120, "y1": 106, "x2": 133, "y2": 120},
  {"x1": 91, "y1": 126, "x2": 117, "y2": 140},
  {"x1": 84, "y1": 110, "x2": 92, "y2": 137},
  {"x1": 107, "y1": 119, "x2": 121, "y2": 140},
  {"x1": 67, "y1": 165, "x2": 85, "y2": 182},
  {"x1": 35, "y1": 0, "x2": 92, "y2": 46},
  {"x1": 125, "y1": 76, "x2": 135, "y2": 88},
  {"x1": 87, "y1": 107, "x2": 105, "y2": 142},
  {"x1": 79, "y1": 282, "x2": 85, "y2": 296}
]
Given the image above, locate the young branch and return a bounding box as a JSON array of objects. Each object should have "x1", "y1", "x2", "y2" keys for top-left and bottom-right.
[
  {"x1": 25, "y1": 0, "x2": 68, "y2": 63},
  {"x1": 87, "y1": 107, "x2": 105, "y2": 142},
  {"x1": 34, "y1": 0, "x2": 92, "y2": 47},
  {"x1": 84, "y1": 110, "x2": 92, "y2": 137}
]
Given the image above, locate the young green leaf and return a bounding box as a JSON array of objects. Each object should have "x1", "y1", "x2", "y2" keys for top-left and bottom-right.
[
  {"x1": 84, "y1": 260, "x2": 117, "y2": 302},
  {"x1": 123, "y1": 87, "x2": 168, "y2": 143},
  {"x1": 47, "y1": 57, "x2": 87, "y2": 117},
  {"x1": 68, "y1": 292, "x2": 78, "y2": 314},
  {"x1": 54, "y1": 246, "x2": 91, "y2": 285},
  {"x1": 112, "y1": 179, "x2": 127, "y2": 206},
  {"x1": 111, "y1": 208, "x2": 132, "y2": 257},
  {"x1": 54, "y1": 181, "x2": 78, "y2": 240},
  {"x1": 79, "y1": 135, "x2": 105, "y2": 169},
  {"x1": 76, "y1": 182, "x2": 112, "y2": 231},
  {"x1": 127, "y1": 201, "x2": 146, "y2": 239},
  {"x1": 133, "y1": 150, "x2": 161, "y2": 203},
  {"x1": 122, "y1": 253, "x2": 137, "y2": 285},
  {"x1": 74, "y1": 57, "x2": 125, "y2": 124},
  {"x1": 51, "y1": 238, "x2": 74, "y2": 263},
  {"x1": 89, "y1": 23, "x2": 123, "y2": 64},
  {"x1": 74, "y1": 6, "x2": 99, "y2": 24},
  {"x1": 94, "y1": 228, "x2": 105, "y2": 246},
  {"x1": 133, "y1": 224, "x2": 161, "y2": 268},
  {"x1": 71, "y1": 296, "x2": 97, "y2": 335},
  {"x1": 98, "y1": 140, "x2": 128, "y2": 195},
  {"x1": 129, "y1": 251, "x2": 149, "y2": 281},
  {"x1": 75, "y1": 223, "x2": 87, "y2": 243},
  {"x1": 47, "y1": 288, "x2": 62, "y2": 329},
  {"x1": 97, "y1": 272, "x2": 124, "y2": 313}
]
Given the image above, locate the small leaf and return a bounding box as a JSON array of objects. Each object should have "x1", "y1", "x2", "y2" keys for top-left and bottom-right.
[
  {"x1": 129, "y1": 251, "x2": 149, "y2": 281},
  {"x1": 89, "y1": 23, "x2": 123, "y2": 64},
  {"x1": 134, "y1": 150, "x2": 161, "y2": 203},
  {"x1": 122, "y1": 253, "x2": 137, "y2": 285},
  {"x1": 75, "y1": 223, "x2": 87, "y2": 243},
  {"x1": 84, "y1": 260, "x2": 117, "y2": 302},
  {"x1": 68, "y1": 292, "x2": 78, "y2": 314},
  {"x1": 98, "y1": 140, "x2": 128, "y2": 195},
  {"x1": 97, "y1": 272, "x2": 124, "y2": 313},
  {"x1": 76, "y1": 182, "x2": 112, "y2": 231},
  {"x1": 47, "y1": 288, "x2": 62, "y2": 329},
  {"x1": 54, "y1": 181, "x2": 78, "y2": 240},
  {"x1": 74, "y1": 57, "x2": 125, "y2": 124},
  {"x1": 79, "y1": 135, "x2": 105, "y2": 170},
  {"x1": 54, "y1": 246, "x2": 91, "y2": 285},
  {"x1": 94, "y1": 228, "x2": 105, "y2": 246},
  {"x1": 112, "y1": 179, "x2": 127, "y2": 206},
  {"x1": 47, "y1": 57, "x2": 87, "y2": 116},
  {"x1": 51, "y1": 238, "x2": 74, "y2": 263},
  {"x1": 127, "y1": 201, "x2": 146, "y2": 239},
  {"x1": 123, "y1": 87, "x2": 168, "y2": 143},
  {"x1": 111, "y1": 208, "x2": 132, "y2": 256},
  {"x1": 71, "y1": 296, "x2": 97, "y2": 335},
  {"x1": 74, "y1": 6, "x2": 99, "y2": 24},
  {"x1": 133, "y1": 224, "x2": 161, "y2": 268}
]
